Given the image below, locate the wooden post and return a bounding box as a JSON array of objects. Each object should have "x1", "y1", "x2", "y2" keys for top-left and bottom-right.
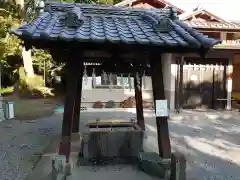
[
  {"x1": 59, "y1": 52, "x2": 81, "y2": 162},
  {"x1": 179, "y1": 57, "x2": 184, "y2": 109},
  {"x1": 134, "y1": 72, "x2": 145, "y2": 130},
  {"x1": 176, "y1": 56, "x2": 184, "y2": 112},
  {"x1": 175, "y1": 58, "x2": 180, "y2": 112},
  {"x1": 150, "y1": 52, "x2": 171, "y2": 159},
  {"x1": 72, "y1": 62, "x2": 84, "y2": 133}
]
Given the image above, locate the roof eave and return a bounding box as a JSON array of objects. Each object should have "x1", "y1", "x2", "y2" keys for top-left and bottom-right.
[{"x1": 207, "y1": 40, "x2": 222, "y2": 48}]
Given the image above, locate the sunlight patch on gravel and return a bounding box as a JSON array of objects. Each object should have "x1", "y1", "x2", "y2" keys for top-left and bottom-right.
[{"x1": 184, "y1": 136, "x2": 240, "y2": 165}]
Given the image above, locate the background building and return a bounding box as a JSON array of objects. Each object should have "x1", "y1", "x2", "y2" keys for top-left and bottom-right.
[{"x1": 78, "y1": 0, "x2": 240, "y2": 110}]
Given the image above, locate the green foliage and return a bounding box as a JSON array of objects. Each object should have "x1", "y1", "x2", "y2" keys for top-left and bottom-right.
[
  {"x1": 24, "y1": 0, "x2": 43, "y2": 22},
  {"x1": 0, "y1": 86, "x2": 14, "y2": 96},
  {"x1": 61, "y1": 0, "x2": 75, "y2": 3},
  {"x1": 0, "y1": 2, "x2": 22, "y2": 88},
  {"x1": 0, "y1": 0, "x2": 125, "y2": 91},
  {"x1": 0, "y1": 0, "x2": 22, "y2": 69},
  {"x1": 0, "y1": 1, "x2": 54, "y2": 89},
  {"x1": 17, "y1": 67, "x2": 53, "y2": 98},
  {"x1": 32, "y1": 48, "x2": 54, "y2": 73},
  {"x1": 0, "y1": 0, "x2": 22, "y2": 19}
]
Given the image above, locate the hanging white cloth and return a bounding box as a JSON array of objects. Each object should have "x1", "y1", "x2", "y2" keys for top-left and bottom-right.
[
  {"x1": 109, "y1": 72, "x2": 113, "y2": 91},
  {"x1": 92, "y1": 67, "x2": 96, "y2": 88},
  {"x1": 120, "y1": 74, "x2": 124, "y2": 89},
  {"x1": 83, "y1": 65, "x2": 88, "y2": 85},
  {"x1": 102, "y1": 71, "x2": 107, "y2": 85},
  {"x1": 128, "y1": 74, "x2": 132, "y2": 91},
  {"x1": 142, "y1": 70, "x2": 146, "y2": 90}
]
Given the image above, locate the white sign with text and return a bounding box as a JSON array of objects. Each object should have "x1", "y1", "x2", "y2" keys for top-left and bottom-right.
[{"x1": 155, "y1": 100, "x2": 168, "y2": 117}]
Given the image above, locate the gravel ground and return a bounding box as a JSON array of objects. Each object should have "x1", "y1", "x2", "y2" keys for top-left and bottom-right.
[
  {"x1": 167, "y1": 110, "x2": 240, "y2": 180},
  {"x1": 1, "y1": 109, "x2": 240, "y2": 180},
  {"x1": 0, "y1": 115, "x2": 62, "y2": 180}
]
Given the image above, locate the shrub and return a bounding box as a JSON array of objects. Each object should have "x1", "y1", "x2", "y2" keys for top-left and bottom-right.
[
  {"x1": 92, "y1": 101, "x2": 104, "y2": 109},
  {"x1": 105, "y1": 100, "x2": 116, "y2": 108}
]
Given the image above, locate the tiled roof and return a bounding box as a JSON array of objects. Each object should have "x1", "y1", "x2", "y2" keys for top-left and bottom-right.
[
  {"x1": 184, "y1": 19, "x2": 240, "y2": 30},
  {"x1": 11, "y1": 2, "x2": 221, "y2": 49}
]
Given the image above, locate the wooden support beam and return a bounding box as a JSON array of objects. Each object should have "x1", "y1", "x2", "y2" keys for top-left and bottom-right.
[
  {"x1": 176, "y1": 56, "x2": 184, "y2": 112},
  {"x1": 58, "y1": 52, "x2": 81, "y2": 162},
  {"x1": 72, "y1": 62, "x2": 84, "y2": 133},
  {"x1": 83, "y1": 50, "x2": 143, "y2": 59},
  {"x1": 179, "y1": 57, "x2": 184, "y2": 108},
  {"x1": 150, "y1": 52, "x2": 171, "y2": 159},
  {"x1": 134, "y1": 73, "x2": 145, "y2": 130},
  {"x1": 175, "y1": 58, "x2": 180, "y2": 112}
]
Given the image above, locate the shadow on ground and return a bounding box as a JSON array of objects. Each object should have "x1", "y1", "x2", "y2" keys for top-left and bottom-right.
[
  {"x1": 145, "y1": 110, "x2": 240, "y2": 180},
  {"x1": 79, "y1": 110, "x2": 240, "y2": 180}
]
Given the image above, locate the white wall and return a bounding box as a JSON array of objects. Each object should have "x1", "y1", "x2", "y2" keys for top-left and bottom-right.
[
  {"x1": 162, "y1": 53, "x2": 176, "y2": 110},
  {"x1": 81, "y1": 89, "x2": 153, "y2": 102},
  {"x1": 81, "y1": 54, "x2": 176, "y2": 110},
  {"x1": 81, "y1": 76, "x2": 153, "y2": 107}
]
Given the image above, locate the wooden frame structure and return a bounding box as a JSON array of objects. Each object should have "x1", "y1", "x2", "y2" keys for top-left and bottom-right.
[{"x1": 11, "y1": 2, "x2": 221, "y2": 162}]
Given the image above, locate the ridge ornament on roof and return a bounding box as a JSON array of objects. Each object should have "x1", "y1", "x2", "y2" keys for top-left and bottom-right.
[
  {"x1": 65, "y1": 7, "x2": 84, "y2": 28},
  {"x1": 10, "y1": 2, "x2": 221, "y2": 50},
  {"x1": 144, "y1": 7, "x2": 179, "y2": 32}
]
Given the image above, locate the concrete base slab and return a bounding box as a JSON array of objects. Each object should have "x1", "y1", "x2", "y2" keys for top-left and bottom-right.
[
  {"x1": 170, "y1": 152, "x2": 186, "y2": 180},
  {"x1": 25, "y1": 155, "x2": 54, "y2": 180},
  {"x1": 24, "y1": 134, "x2": 80, "y2": 180},
  {"x1": 138, "y1": 152, "x2": 171, "y2": 179},
  {"x1": 67, "y1": 165, "x2": 163, "y2": 180}
]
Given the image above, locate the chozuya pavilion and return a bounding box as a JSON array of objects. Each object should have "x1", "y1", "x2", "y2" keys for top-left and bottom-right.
[{"x1": 11, "y1": 2, "x2": 221, "y2": 180}]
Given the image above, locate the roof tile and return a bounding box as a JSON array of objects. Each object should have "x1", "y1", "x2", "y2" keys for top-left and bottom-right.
[{"x1": 11, "y1": 2, "x2": 221, "y2": 49}]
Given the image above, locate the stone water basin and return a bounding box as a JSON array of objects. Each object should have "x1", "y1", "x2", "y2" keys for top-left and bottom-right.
[{"x1": 81, "y1": 119, "x2": 144, "y2": 160}]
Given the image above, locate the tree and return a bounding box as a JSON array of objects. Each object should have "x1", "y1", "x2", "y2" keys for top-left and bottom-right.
[{"x1": 0, "y1": 2, "x2": 22, "y2": 87}]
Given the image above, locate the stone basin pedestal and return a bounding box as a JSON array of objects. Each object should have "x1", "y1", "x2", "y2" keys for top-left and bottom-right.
[{"x1": 80, "y1": 120, "x2": 144, "y2": 164}]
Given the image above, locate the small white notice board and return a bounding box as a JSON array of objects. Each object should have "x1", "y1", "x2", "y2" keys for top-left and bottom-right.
[{"x1": 155, "y1": 100, "x2": 168, "y2": 117}]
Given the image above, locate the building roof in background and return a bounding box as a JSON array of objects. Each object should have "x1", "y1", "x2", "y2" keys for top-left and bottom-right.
[
  {"x1": 179, "y1": 7, "x2": 240, "y2": 30},
  {"x1": 179, "y1": 7, "x2": 227, "y2": 23},
  {"x1": 115, "y1": 0, "x2": 185, "y2": 13},
  {"x1": 115, "y1": 0, "x2": 240, "y2": 30}
]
